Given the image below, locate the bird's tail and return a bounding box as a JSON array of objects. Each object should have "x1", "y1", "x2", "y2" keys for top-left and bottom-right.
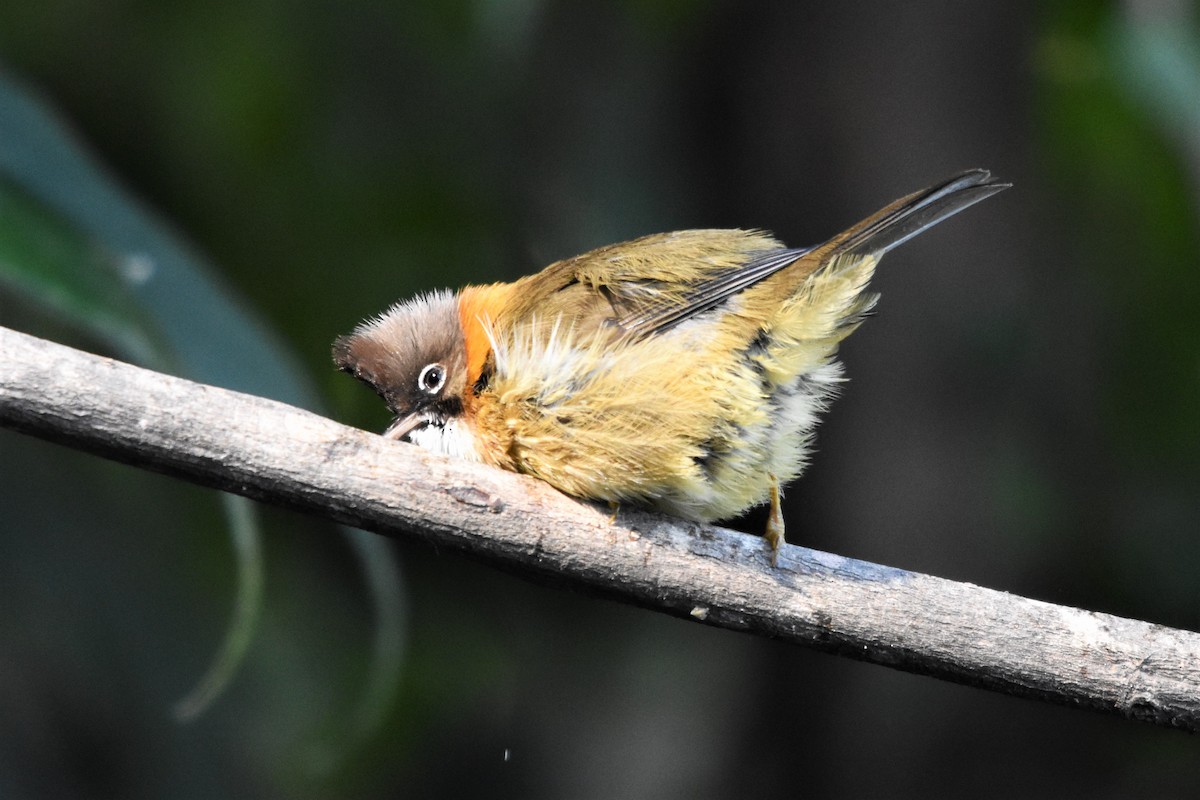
[
  {"x1": 823, "y1": 169, "x2": 1010, "y2": 259},
  {"x1": 769, "y1": 170, "x2": 1009, "y2": 350}
]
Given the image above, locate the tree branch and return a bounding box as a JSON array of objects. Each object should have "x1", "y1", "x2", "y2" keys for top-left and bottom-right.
[{"x1": 2, "y1": 323, "x2": 1198, "y2": 731}]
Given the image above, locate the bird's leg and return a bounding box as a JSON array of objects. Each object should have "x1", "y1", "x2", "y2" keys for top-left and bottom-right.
[
  {"x1": 765, "y1": 474, "x2": 785, "y2": 566},
  {"x1": 607, "y1": 500, "x2": 621, "y2": 524}
]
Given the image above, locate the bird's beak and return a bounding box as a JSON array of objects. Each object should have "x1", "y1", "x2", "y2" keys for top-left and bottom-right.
[{"x1": 383, "y1": 411, "x2": 427, "y2": 441}]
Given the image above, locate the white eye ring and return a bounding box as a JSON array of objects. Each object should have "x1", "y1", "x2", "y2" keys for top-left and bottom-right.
[{"x1": 417, "y1": 363, "x2": 446, "y2": 395}]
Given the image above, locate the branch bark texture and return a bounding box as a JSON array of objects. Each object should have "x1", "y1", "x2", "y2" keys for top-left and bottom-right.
[{"x1": 2, "y1": 324, "x2": 1198, "y2": 731}]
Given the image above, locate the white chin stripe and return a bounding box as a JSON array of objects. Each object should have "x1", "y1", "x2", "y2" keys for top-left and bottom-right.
[{"x1": 404, "y1": 417, "x2": 479, "y2": 461}]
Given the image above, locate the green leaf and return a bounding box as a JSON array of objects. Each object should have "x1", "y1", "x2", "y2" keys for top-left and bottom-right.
[
  {"x1": 0, "y1": 66, "x2": 316, "y2": 406},
  {"x1": 0, "y1": 68, "x2": 406, "y2": 739},
  {"x1": 1110, "y1": 14, "x2": 1200, "y2": 158},
  {"x1": 0, "y1": 178, "x2": 164, "y2": 366},
  {"x1": 172, "y1": 493, "x2": 265, "y2": 723}
]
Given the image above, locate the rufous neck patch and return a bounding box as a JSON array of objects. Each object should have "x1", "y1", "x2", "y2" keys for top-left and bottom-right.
[{"x1": 457, "y1": 283, "x2": 513, "y2": 391}]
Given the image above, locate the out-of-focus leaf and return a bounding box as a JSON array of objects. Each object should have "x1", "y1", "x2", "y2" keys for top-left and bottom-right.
[
  {"x1": 1034, "y1": 9, "x2": 1200, "y2": 462},
  {"x1": 0, "y1": 179, "x2": 163, "y2": 365},
  {"x1": 0, "y1": 67, "x2": 315, "y2": 406},
  {"x1": 173, "y1": 493, "x2": 265, "y2": 722},
  {"x1": 0, "y1": 68, "x2": 406, "y2": 740},
  {"x1": 0, "y1": 68, "x2": 280, "y2": 723},
  {"x1": 304, "y1": 532, "x2": 409, "y2": 776},
  {"x1": 1109, "y1": 10, "x2": 1200, "y2": 193}
]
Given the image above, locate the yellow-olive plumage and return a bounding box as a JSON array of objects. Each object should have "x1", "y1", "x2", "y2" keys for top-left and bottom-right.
[{"x1": 334, "y1": 170, "x2": 1008, "y2": 560}]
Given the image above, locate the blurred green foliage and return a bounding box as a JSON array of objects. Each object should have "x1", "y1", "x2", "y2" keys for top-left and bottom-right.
[
  {"x1": 0, "y1": 179, "x2": 165, "y2": 364},
  {"x1": 1034, "y1": 1, "x2": 1200, "y2": 619},
  {"x1": 1038, "y1": 3, "x2": 1200, "y2": 465},
  {"x1": 0, "y1": 50, "x2": 405, "y2": 788},
  {"x1": 1, "y1": 2, "x2": 1199, "y2": 798}
]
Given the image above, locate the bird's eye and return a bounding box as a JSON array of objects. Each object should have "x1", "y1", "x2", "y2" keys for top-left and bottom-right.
[{"x1": 417, "y1": 363, "x2": 446, "y2": 395}]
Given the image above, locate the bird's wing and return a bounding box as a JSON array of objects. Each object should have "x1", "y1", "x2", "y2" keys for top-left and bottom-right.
[
  {"x1": 507, "y1": 170, "x2": 1008, "y2": 343},
  {"x1": 611, "y1": 245, "x2": 813, "y2": 339},
  {"x1": 505, "y1": 228, "x2": 789, "y2": 339}
]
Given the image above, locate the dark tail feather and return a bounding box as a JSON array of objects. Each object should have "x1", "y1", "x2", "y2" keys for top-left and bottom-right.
[
  {"x1": 830, "y1": 169, "x2": 1010, "y2": 258},
  {"x1": 620, "y1": 170, "x2": 1008, "y2": 340}
]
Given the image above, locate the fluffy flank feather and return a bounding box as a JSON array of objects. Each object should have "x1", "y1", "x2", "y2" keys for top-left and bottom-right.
[
  {"x1": 477, "y1": 297, "x2": 851, "y2": 521},
  {"x1": 482, "y1": 315, "x2": 720, "y2": 512}
]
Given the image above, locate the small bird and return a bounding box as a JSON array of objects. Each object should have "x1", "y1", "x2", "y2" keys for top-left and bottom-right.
[{"x1": 334, "y1": 169, "x2": 1008, "y2": 562}]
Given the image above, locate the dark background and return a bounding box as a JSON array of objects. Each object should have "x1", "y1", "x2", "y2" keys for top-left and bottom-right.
[{"x1": 2, "y1": 2, "x2": 1199, "y2": 797}]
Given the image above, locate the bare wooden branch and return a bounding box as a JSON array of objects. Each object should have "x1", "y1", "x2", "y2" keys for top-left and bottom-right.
[{"x1": 2, "y1": 323, "x2": 1198, "y2": 730}]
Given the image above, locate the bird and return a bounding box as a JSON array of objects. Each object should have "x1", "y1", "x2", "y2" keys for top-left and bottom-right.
[{"x1": 333, "y1": 169, "x2": 1009, "y2": 563}]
